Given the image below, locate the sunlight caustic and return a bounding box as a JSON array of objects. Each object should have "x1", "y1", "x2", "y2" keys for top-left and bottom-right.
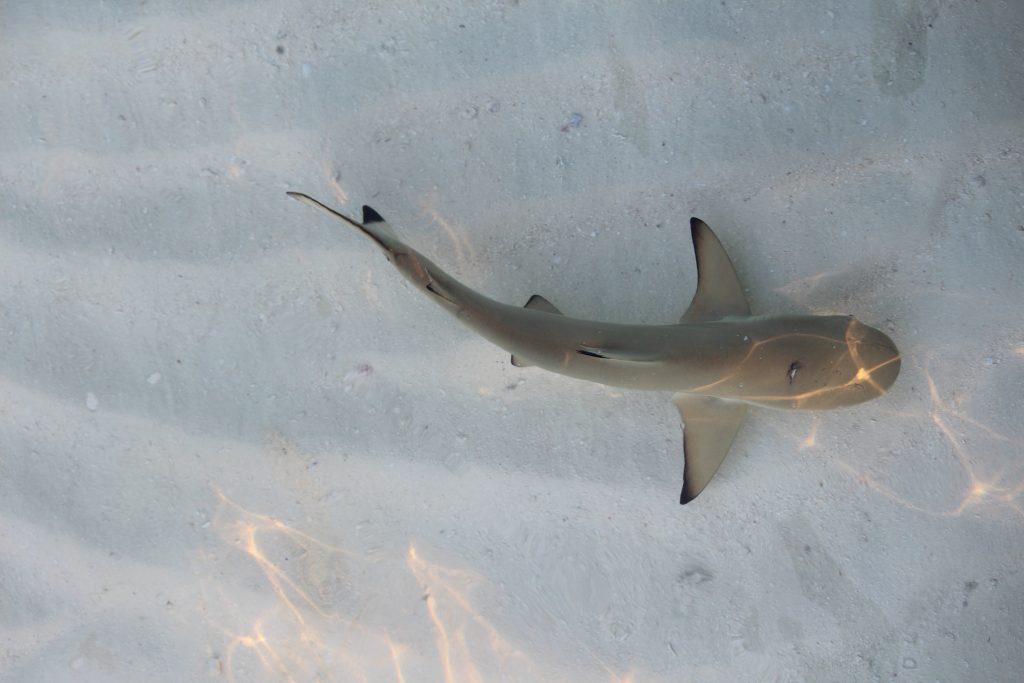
[
  {"x1": 827, "y1": 357, "x2": 1024, "y2": 521},
  {"x1": 205, "y1": 491, "x2": 643, "y2": 683}
]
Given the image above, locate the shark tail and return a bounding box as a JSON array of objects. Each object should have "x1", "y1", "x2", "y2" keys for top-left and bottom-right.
[
  {"x1": 286, "y1": 192, "x2": 399, "y2": 253},
  {"x1": 288, "y1": 190, "x2": 462, "y2": 308}
]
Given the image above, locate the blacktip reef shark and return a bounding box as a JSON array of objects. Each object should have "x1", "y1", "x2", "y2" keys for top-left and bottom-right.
[{"x1": 288, "y1": 192, "x2": 901, "y2": 504}]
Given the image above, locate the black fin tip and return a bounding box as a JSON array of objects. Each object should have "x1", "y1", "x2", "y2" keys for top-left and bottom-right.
[{"x1": 362, "y1": 206, "x2": 385, "y2": 224}]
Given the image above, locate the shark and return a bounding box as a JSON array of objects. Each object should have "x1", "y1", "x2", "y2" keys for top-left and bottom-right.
[{"x1": 288, "y1": 192, "x2": 901, "y2": 503}]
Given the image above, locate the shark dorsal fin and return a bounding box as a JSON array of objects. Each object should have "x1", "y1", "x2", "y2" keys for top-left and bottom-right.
[
  {"x1": 362, "y1": 205, "x2": 384, "y2": 224},
  {"x1": 512, "y1": 294, "x2": 563, "y2": 367},
  {"x1": 673, "y1": 394, "x2": 747, "y2": 504},
  {"x1": 681, "y1": 218, "x2": 751, "y2": 323},
  {"x1": 287, "y1": 193, "x2": 400, "y2": 251},
  {"x1": 361, "y1": 204, "x2": 399, "y2": 240}
]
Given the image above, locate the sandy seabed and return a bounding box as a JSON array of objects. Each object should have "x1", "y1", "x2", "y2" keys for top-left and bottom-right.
[{"x1": 2, "y1": 2, "x2": 1023, "y2": 682}]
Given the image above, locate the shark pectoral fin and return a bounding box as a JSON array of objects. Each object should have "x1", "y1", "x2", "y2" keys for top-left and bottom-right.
[
  {"x1": 524, "y1": 294, "x2": 562, "y2": 315},
  {"x1": 680, "y1": 218, "x2": 751, "y2": 323},
  {"x1": 673, "y1": 393, "x2": 747, "y2": 504}
]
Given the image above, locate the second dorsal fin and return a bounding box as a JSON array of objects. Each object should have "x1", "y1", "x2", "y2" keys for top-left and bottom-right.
[
  {"x1": 681, "y1": 218, "x2": 751, "y2": 322},
  {"x1": 511, "y1": 294, "x2": 563, "y2": 367}
]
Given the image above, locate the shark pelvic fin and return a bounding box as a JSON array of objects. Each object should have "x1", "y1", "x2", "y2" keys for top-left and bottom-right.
[
  {"x1": 681, "y1": 218, "x2": 751, "y2": 322},
  {"x1": 511, "y1": 294, "x2": 564, "y2": 367},
  {"x1": 523, "y1": 294, "x2": 562, "y2": 315},
  {"x1": 673, "y1": 393, "x2": 747, "y2": 504}
]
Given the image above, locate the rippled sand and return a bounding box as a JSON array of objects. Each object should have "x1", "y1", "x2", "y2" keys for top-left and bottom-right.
[{"x1": 2, "y1": 2, "x2": 1023, "y2": 681}]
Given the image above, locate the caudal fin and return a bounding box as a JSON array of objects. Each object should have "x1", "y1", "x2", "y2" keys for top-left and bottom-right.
[
  {"x1": 286, "y1": 191, "x2": 398, "y2": 251},
  {"x1": 289, "y1": 190, "x2": 464, "y2": 308}
]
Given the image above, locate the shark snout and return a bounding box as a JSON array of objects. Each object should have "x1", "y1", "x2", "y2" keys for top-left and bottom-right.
[{"x1": 848, "y1": 320, "x2": 901, "y2": 394}]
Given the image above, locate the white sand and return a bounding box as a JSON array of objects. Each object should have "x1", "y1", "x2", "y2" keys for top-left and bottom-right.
[{"x1": 2, "y1": 2, "x2": 1023, "y2": 681}]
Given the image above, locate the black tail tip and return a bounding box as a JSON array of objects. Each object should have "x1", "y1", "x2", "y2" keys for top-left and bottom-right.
[{"x1": 362, "y1": 205, "x2": 385, "y2": 224}]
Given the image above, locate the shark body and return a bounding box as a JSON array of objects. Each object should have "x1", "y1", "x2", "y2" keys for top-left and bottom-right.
[{"x1": 289, "y1": 192, "x2": 901, "y2": 503}]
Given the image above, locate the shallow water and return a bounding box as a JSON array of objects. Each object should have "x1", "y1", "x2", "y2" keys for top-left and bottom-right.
[{"x1": 2, "y1": 2, "x2": 1023, "y2": 681}]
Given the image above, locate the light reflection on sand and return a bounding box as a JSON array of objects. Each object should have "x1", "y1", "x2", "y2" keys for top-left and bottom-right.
[
  {"x1": 418, "y1": 194, "x2": 478, "y2": 277},
  {"x1": 821, "y1": 358, "x2": 1024, "y2": 521},
  {"x1": 206, "y1": 491, "x2": 639, "y2": 683}
]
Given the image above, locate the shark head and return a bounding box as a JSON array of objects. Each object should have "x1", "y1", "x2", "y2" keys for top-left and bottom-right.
[
  {"x1": 838, "y1": 316, "x2": 902, "y2": 402},
  {"x1": 742, "y1": 315, "x2": 901, "y2": 410}
]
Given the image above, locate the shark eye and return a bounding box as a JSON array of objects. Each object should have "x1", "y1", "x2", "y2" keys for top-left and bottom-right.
[{"x1": 787, "y1": 361, "x2": 802, "y2": 384}]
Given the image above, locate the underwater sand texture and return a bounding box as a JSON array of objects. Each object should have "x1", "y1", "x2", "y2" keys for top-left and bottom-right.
[{"x1": 2, "y1": 2, "x2": 1023, "y2": 681}]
